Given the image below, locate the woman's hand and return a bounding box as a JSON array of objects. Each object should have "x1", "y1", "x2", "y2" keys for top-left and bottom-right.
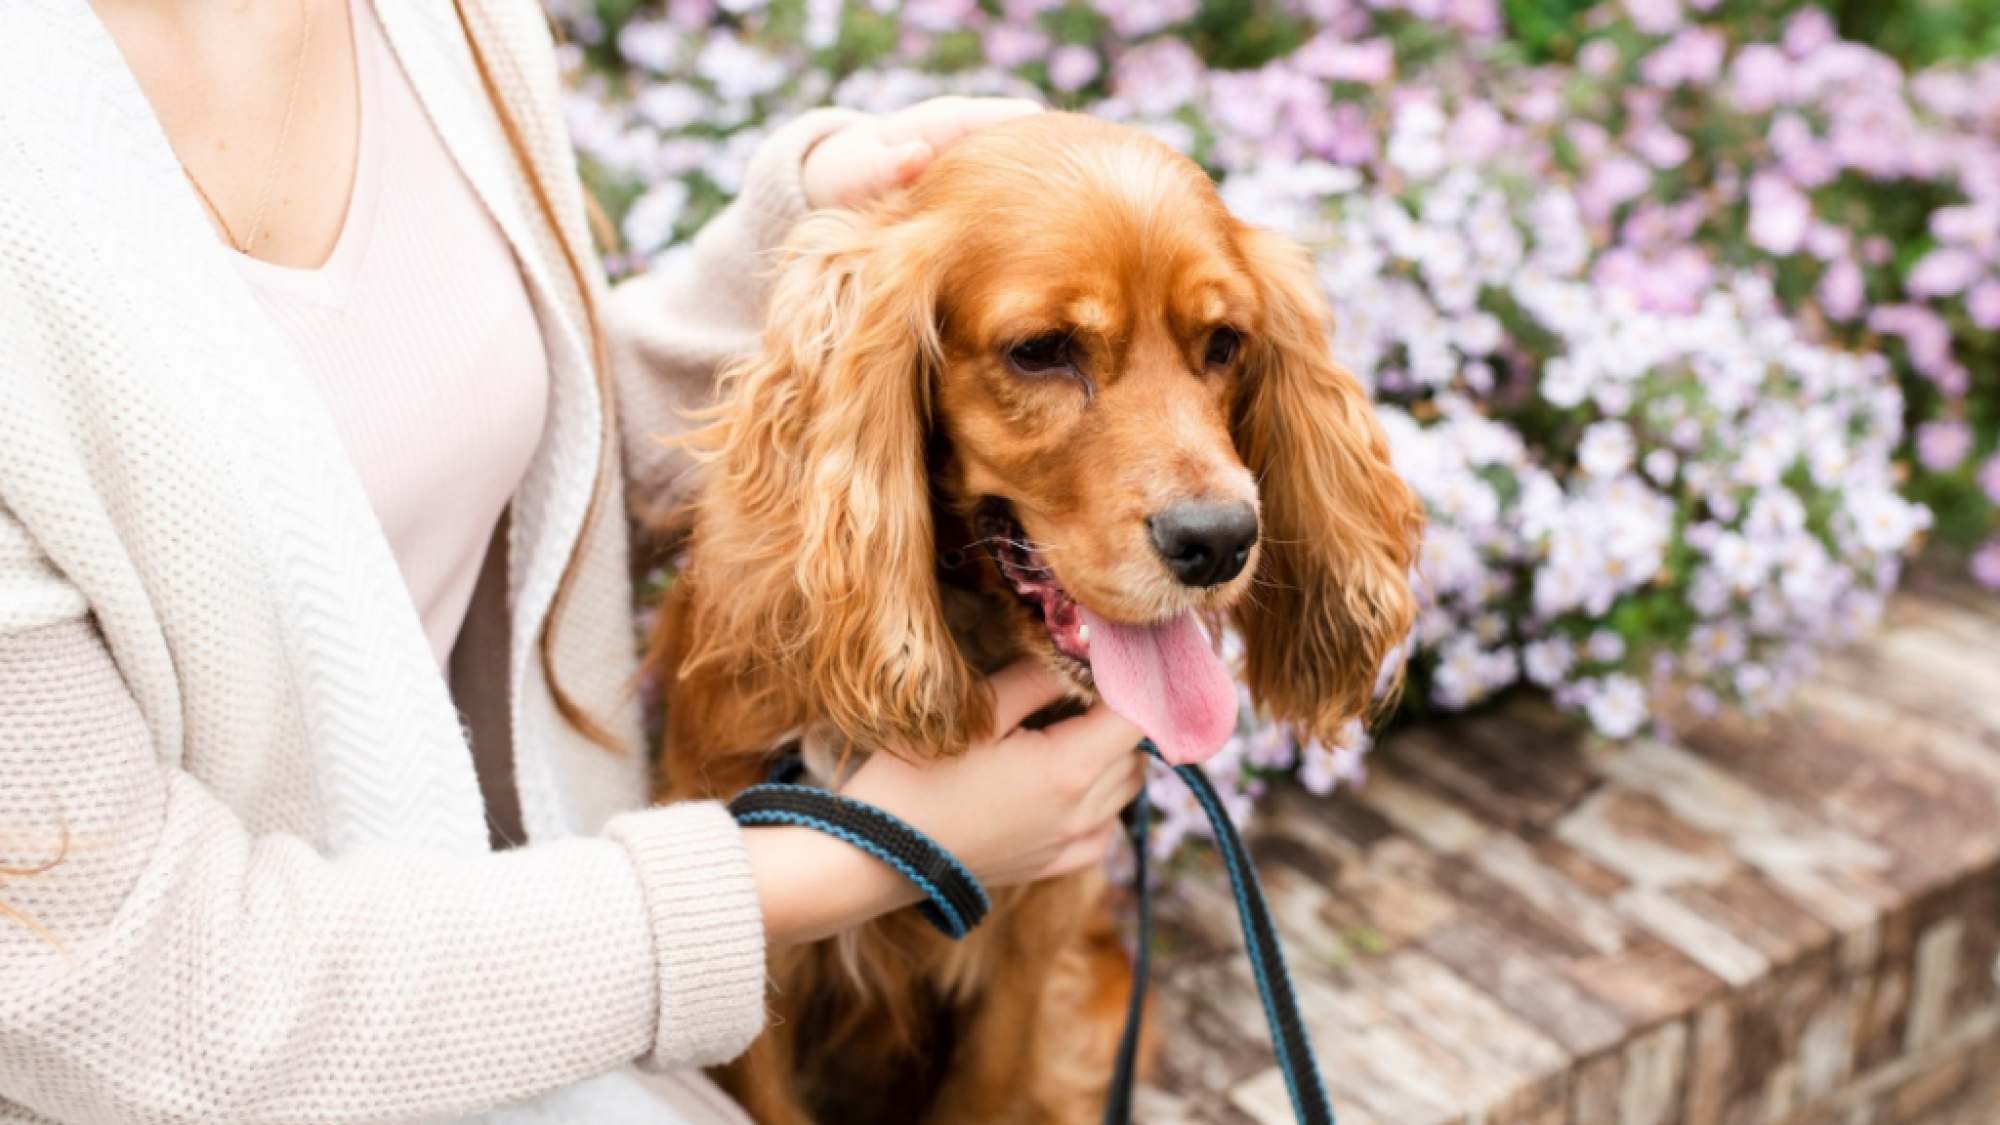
[
  {"x1": 744, "y1": 660, "x2": 1144, "y2": 947},
  {"x1": 843, "y1": 661, "x2": 1147, "y2": 886},
  {"x1": 801, "y1": 96, "x2": 1044, "y2": 210}
]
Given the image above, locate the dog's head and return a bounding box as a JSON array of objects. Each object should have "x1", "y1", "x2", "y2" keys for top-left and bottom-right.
[{"x1": 682, "y1": 113, "x2": 1422, "y2": 764}]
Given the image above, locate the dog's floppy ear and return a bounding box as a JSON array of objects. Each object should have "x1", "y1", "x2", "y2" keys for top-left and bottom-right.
[
  {"x1": 681, "y1": 209, "x2": 991, "y2": 755},
  {"x1": 1229, "y1": 225, "x2": 1424, "y2": 744}
]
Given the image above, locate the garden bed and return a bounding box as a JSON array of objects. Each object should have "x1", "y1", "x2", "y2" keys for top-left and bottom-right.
[{"x1": 1134, "y1": 571, "x2": 2000, "y2": 1123}]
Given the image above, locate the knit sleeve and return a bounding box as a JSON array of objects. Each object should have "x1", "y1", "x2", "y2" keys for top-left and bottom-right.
[
  {"x1": 605, "y1": 108, "x2": 862, "y2": 531},
  {"x1": 0, "y1": 615, "x2": 765, "y2": 1122}
]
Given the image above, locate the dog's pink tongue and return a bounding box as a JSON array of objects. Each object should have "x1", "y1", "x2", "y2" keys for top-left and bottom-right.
[{"x1": 1078, "y1": 606, "x2": 1238, "y2": 766}]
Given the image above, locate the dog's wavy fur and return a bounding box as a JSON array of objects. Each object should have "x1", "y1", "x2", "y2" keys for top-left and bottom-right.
[{"x1": 649, "y1": 113, "x2": 1421, "y2": 1123}]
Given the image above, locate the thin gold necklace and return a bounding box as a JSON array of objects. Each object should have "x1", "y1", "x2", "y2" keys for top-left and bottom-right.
[{"x1": 179, "y1": 0, "x2": 314, "y2": 256}]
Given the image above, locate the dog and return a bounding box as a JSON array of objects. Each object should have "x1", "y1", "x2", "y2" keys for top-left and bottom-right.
[{"x1": 648, "y1": 112, "x2": 1422, "y2": 1123}]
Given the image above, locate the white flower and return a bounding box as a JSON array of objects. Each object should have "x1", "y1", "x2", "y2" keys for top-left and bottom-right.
[
  {"x1": 1298, "y1": 722, "x2": 1370, "y2": 795},
  {"x1": 622, "y1": 180, "x2": 690, "y2": 255},
  {"x1": 1843, "y1": 489, "x2": 1926, "y2": 554},
  {"x1": 1707, "y1": 531, "x2": 1770, "y2": 592},
  {"x1": 695, "y1": 35, "x2": 787, "y2": 102},
  {"x1": 616, "y1": 20, "x2": 684, "y2": 72},
  {"x1": 1643, "y1": 448, "x2": 1679, "y2": 485},
  {"x1": 1586, "y1": 629, "x2": 1627, "y2": 663},
  {"x1": 1452, "y1": 312, "x2": 1505, "y2": 356},
  {"x1": 1745, "y1": 489, "x2": 1807, "y2": 539},
  {"x1": 634, "y1": 83, "x2": 710, "y2": 131},
  {"x1": 1387, "y1": 101, "x2": 1450, "y2": 180},
  {"x1": 1523, "y1": 637, "x2": 1575, "y2": 686},
  {"x1": 1688, "y1": 623, "x2": 1746, "y2": 670},
  {"x1": 1585, "y1": 676, "x2": 1649, "y2": 738},
  {"x1": 1689, "y1": 569, "x2": 1733, "y2": 616},
  {"x1": 1733, "y1": 663, "x2": 1775, "y2": 709},
  {"x1": 1578, "y1": 421, "x2": 1637, "y2": 478},
  {"x1": 1540, "y1": 356, "x2": 1593, "y2": 408}
]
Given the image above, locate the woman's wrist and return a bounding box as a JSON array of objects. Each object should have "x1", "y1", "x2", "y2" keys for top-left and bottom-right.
[{"x1": 743, "y1": 823, "x2": 921, "y2": 948}]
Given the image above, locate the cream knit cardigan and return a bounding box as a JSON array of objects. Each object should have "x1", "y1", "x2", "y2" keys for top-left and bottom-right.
[{"x1": 0, "y1": 2, "x2": 858, "y2": 1122}]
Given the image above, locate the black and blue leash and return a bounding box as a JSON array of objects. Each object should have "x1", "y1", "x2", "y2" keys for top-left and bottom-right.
[
  {"x1": 729, "y1": 780, "x2": 991, "y2": 939},
  {"x1": 1101, "y1": 743, "x2": 1335, "y2": 1125},
  {"x1": 725, "y1": 739, "x2": 1334, "y2": 1124}
]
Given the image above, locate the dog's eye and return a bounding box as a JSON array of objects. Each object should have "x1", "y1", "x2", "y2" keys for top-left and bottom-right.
[
  {"x1": 1205, "y1": 327, "x2": 1242, "y2": 367},
  {"x1": 1006, "y1": 333, "x2": 1075, "y2": 375}
]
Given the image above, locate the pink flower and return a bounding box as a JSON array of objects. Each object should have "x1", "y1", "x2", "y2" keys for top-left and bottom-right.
[
  {"x1": 1047, "y1": 44, "x2": 1100, "y2": 93},
  {"x1": 1768, "y1": 114, "x2": 1837, "y2": 187},
  {"x1": 980, "y1": 23, "x2": 1048, "y2": 67},
  {"x1": 1445, "y1": 0, "x2": 1502, "y2": 37},
  {"x1": 1449, "y1": 100, "x2": 1508, "y2": 163},
  {"x1": 1929, "y1": 204, "x2": 1999, "y2": 250},
  {"x1": 1111, "y1": 39, "x2": 1205, "y2": 115},
  {"x1": 983, "y1": 24, "x2": 1050, "y2": 69},
  {"x1": 1296, "y1": 33, "x2": 1394, "y2": 84},
  {"x1": 1100, "y1": 0, "x2": 1198, "y2": 37},
  {"x1": 1805, "y1": 222, "x2": 1851, "y2": 261},
  {"x1": 1968, "y1": 281, "x2": 2000, "y2": 331},
  {"x1": 1566, "y1": 120, "x2": 1611, "y2": 162},
  {"x1": 1906, "y1": 247, "x2": 1985, "y2": 299},
  {"x1": 1595, "y1": 244, "x2": 1713, "y2": 315},
  {"x1": 1001, "y1": 0, "x2": 1063, "y2": 19},
  {"x1": 1634, "y1": 124, "x2": 1690, "y2": 168},
  {"x1": 1869, "y1": 304, "x2": 1958, "y2": 385},
  {"x1": 1729, "y1": 44, "x2": 1793, "y2": 112},
  {"x1": 1747, "y1": 172, "x2": 1812, "y2": 255},
  {"x1": 902, "y1": 0, "x2": 976, "y2": 32},
  {"x1": 1622, "y1": 0, "x2": 1682, "y2": 36},
  {"x1": 665, "y1": 0, "x2": 716, "y2": 28},
  {"x1": 1207, "y1": 71, "x2": 1282, "y2": 144},
  {"x1": 1514, "y1": 83, "x2": 1565, "y2": 125},
  {"x1": 1642, "y1": 27, "x2": 1725, "y2": 88},
  {"x1": 1817, "y1": 259, "x2": 1866, "y2": 321},
  {"x1": 1912, "y1": 70, "x2": 1983, "y2": 119},
  {"x1": 1915, "y1": 421, "x2": 1973, "y2": 472},
  {"x1": 1323, "y1": 102, "x2": 1378, "y2": 165},
  {"x1": 1295, "y1": 0, "x2": 1368, "y2": 35},
  {"x1": 1980, "y1": 454, "x2": 2000, "y2": 506},
  {"x1": 1783, "y1": 7, "x2": 1837, "y2": 57},
  {"x1": 1581, "y1": 156, "x2": 1651, "y2": 222},
  {"x1": 1972, "y1": 540, "x2": 2000, "y2": 591},
  {"x1": 1829, "y1": 97, "x2": 1917, "y2": 180},
  {"x1": 1580, "y1": 40, "x2": 1621, "y2": 77}
]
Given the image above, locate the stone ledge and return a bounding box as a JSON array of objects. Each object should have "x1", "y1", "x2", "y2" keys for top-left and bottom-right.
[{"x1": 1139, "y1": 578, "x2": 2000, "y2": 1125}]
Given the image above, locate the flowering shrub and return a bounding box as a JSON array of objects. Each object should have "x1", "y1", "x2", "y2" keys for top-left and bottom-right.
[{"x1": 564, "y1": 0, "x2": 1993, "y2": 855}]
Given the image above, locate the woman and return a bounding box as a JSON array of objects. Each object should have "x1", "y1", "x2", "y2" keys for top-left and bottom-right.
[{"x1": 0, "y1": 0, "x2": 1145, "y2": 1121}]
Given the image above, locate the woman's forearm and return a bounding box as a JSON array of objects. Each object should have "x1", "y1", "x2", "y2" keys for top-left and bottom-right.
[
  {"x1": 0, "y1": 619, "x2": 766, "y2": 1124},
  {"x1": 743, "y1": 824, "x2": 921, "y2": 948}
]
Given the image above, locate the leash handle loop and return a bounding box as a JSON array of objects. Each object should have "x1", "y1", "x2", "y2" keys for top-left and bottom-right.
[{"x1": 728, "y1": 784, "x2": 990, "y2": 940}]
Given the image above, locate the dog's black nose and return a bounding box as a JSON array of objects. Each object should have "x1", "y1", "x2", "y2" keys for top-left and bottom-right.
[{"x1": 1148, "y1": 501, "x2": 1259, "y2": 587}]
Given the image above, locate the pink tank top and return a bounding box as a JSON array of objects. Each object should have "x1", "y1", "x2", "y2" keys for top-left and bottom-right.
[{"x1": 234, "y1": 0, "x2": 550, "y2": 668}]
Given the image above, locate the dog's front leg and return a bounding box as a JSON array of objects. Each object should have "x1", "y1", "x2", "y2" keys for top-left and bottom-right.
[
  {"x1": 925, "y1": 874, "x2": 1134, "y2": 1125},
  {"x1": 715, "y1": 1029, "x2": 818, "y2": 1125},
  {"x1": 924, "y1": 962, "x2": 1044, "y2": 1124}
]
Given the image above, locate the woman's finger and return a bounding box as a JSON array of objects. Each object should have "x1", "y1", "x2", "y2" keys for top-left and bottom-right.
[
  {"x1": 987, "y1": 659, "x2": 1072, "y2": 733},
  {"x1": 1043, "y1": 821, "x2": 1122, "y2": 878},
  {"x1": 889, "y1": 139, "x2": 934, "y2": 186},
  {"x1": 1039, "y1": 699, "x2": 1143, "y2": 767},
  {"x1": 1074, "y1": 747, "x2": 1146, "y2": 826},
  {"x1": 895, "y1": 97, "x2": 1044, "y2": 151}
]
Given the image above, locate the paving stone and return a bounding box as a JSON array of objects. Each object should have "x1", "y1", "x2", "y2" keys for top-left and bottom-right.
[{"x1": 1141, "y1": 583, "x2": 2000, "y2": 1124}]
